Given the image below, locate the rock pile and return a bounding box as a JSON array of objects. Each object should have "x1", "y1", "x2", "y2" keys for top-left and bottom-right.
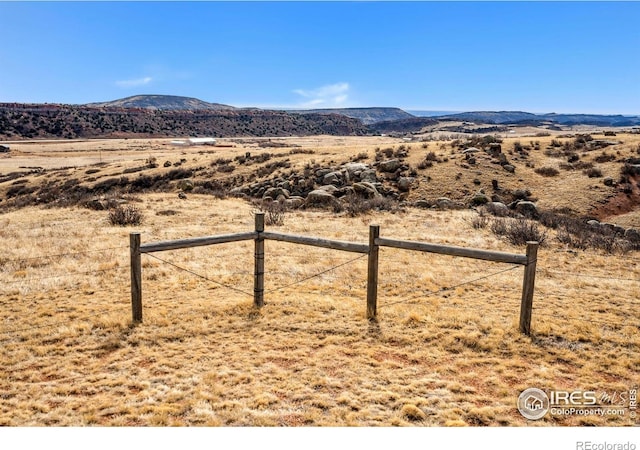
[{"x1": 230, "y1": 157, "x2": 419, "y2": 209}]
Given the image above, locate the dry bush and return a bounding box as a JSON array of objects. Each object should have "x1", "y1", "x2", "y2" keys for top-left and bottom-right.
[
  {"x1": 264, "y1": 202, "x2": 287, "y2": 226},
  {"x1": 594, "y1": 152, "x2": 617, "y2": 163},
  {"x1": 583, "y1": 167, "x2": 603, "y2": 178},
  {"x1": 108, "y1": 205, "x2": 143, "y2": 226},
  {"x1": 490, "y1": 218, "x2": 547, "y2": 246},
  {"x1": 534, "y1": 166, "x2": 559, "y2": 177},
  {"x1": 252, "y1": 200, "x2": 288, "y2": 226},
  {"x1": 469, "y1": 213, "x2": 489, "y2": 229},
  {"x1": 342, "y1": 194, "x2": 398, "y2": 217},
  {"x1": 539, "y1": 211, "x2": 638, "y2": 253}
]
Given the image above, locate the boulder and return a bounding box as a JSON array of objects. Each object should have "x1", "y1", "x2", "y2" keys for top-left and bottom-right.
[
  {"x1": 513, "y1": 189, "x2": 532, "y2": 200},
  {"x1": 305, "y1": 189, "x2": 339, "y2": 207},
  {"x1": 359, "y1": 169, "x2": 378, "y2": 183},
  {"x1": 624, "y1": 228, "x2": 640, "y2": 242},
  {"x1": 397, "y1": 177, "x2": 415, "y2": 192},
  {"x1": 323, "y1": 171, "x2": 343, "y2": 186},
  {"x1": 352, "y1": 182, "x2": 379, "y2": 198},
  {"x1": 502, "y1": 164, "x2": 516, "y2": 173},
  {"x1": 514, "y1": 201, "x2": 539, "y2": 218},
  {"x1": 317, "y1": 184, "x2": 339, "y2": 194},
  {"x1": 612, "y1": 225, "x2": 626, "y2": 235},
  {"x1": 470, "y1": 192, "x2": 490, "y2": 206},
  {"x1": 601, "y1": 223, "x2": 626, "y2": 235},
  {"x1": 285, "y1": 196, "x2": 305, "y2": 209},
  {"x1": 315, "y1": 168, "x2": 333, "y2": 178},
  {"x1": 278, "y1": 180, "x2": 292, "y2": 191},
  {"x1": 85, "y1": 198, "x2": 108, "y2": 211},
  {"x1": 263, "y1": 187, "x2": 290, "y2": 200},
  {"x1": 176, "y1": 179, "x2": 194, "y2": 192},
  {"x1": 378, "y1": 159, "x2": 402, "y2": 173},
  {"x1": 435, "y1": 197, "x2": 454, "y2": 209},
  {"x1": 485, "y1": 201, "x2": 509, "y2": 215},
  {"x1": 343, "y1": 162, "x2": 370, "y2": 178}
]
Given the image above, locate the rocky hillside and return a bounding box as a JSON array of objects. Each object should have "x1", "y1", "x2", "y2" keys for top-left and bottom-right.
[
  {"x1": 0, "y1": 103, "x2": 369, "y2": 139},
  {"x1": 369, "y1": 117, "x2": 439, "y2": 134},
  {"x1": 435, "y1": 111, "x2": 640, "y2": 127},
  {"x1": 289, "y1": 107, "x2": 414, "y2": 125},
  {"x1": 86, "y1": 95, "x2": 235, "y2": 111}
]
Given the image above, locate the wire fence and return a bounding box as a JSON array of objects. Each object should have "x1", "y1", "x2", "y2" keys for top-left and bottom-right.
[{"x1": 2, "y1": 231, "x2": 639, "y2": 344}]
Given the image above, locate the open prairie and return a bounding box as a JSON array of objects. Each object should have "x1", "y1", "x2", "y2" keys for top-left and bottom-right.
[{"x1": 1, "y1": 132, "x2": 639, "y2": 426}]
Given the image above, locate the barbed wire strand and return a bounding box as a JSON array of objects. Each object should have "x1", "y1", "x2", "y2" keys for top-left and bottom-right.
[
  {"x1": 143, "y1": 253, "x2": 253, "y2": 297},
  {"x1": 265, "y1": 253, "x2": 367, "y2": 294},
  {"x1": 380, "y1": 264, "x2": 522, "y2": 309}
]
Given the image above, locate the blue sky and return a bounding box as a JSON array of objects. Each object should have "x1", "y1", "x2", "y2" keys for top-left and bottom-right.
[{"x1": 1, "y1": 1, "x2": 638, "y2": 114}]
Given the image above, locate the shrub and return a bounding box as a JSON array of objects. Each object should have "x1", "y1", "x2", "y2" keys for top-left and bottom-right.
[
  {"x1": 534, "y1": 166, "x2": 559, "y2": 177},
  {"x1": 343, "y1": 194, "x2": 398, "y2": 217},
  {"x1": 352, "y1": 152, "x2": 369, "y2": 162},
  {"x1": 217, "y1": 164, "x2": 235, "y2": 173},
  {"x1": 289, "y1": 148, "x2": 315, "y2": 155},
  {"x1": 108, "y1": 205, "x2": 143, "y2": 226},
  {"x1": 264, "y1": 202, "x2": 287, "y2": 226},
  {"x1": 490, "y1": 218, "x2": 547, "y2": 246},
  {"x1": 539, "y1": 210, "x2": 637, "y2": 253},
  {"x1": 146, "y1": 156, "x2": 158, "y2": 168},
  {"x1": 567, "y1": 153, "x2": 580, "y2": 163},
  {"x1": 417, "y1": 160, "x2": 433, "y2": 170},
  {"x1": 165, "y1": 168, "x2": 192, "y2": 180},
  {"x1": 484, "y1": 202, "x2": 516, "y2": 218},
  {"x1": 470, "y1": 214, "x2": 489, "y2": 229},
  {"x1": 583, "y1": 167, "x2": 603, "y2": 178},
  {"x1": 595, "y1": 152, "x2": 616, "y2": 163},
  {"x1": 513, "y1": 141, "x2": 524, "y2": 152}
]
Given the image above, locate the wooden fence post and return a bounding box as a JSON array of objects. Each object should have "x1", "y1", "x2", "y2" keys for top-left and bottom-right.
[
  {"x1": 254, "y1": 212, "x2": 265, "y2": 308},
  {"x1": 130, "y1": 233, "x2": 143, "y2": 323},
  {"x1": 519, "y1": 241, "x2": 539, "y2": 335},
  {"x1": 367, "y1": 225, "x2": 380, "y2": 320}
]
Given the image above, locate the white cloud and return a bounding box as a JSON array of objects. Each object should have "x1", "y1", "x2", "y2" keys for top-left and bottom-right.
[
  {"x1": 293, "y1": 82, "x2": 350, "y2": 108},
  {"x1": 116, "y1": 76, "x2": 153, "y2": 88}
]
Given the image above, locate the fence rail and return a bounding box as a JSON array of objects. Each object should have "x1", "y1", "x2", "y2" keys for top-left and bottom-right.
[{"x1": 129, "y1": 213, "x2": 539, "y2": 334}]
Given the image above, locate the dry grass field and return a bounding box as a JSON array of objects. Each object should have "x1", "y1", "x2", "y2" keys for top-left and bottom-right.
[{"x1": 1, "y1": 133, "x2": 639, "y2": 427}]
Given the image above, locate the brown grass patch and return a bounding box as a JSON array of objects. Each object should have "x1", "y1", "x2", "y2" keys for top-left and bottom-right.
[{"x1": 0, "y1": 193, "x2": 638, "y2": 426}]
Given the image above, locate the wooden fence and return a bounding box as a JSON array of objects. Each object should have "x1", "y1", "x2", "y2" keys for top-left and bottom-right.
[{"x1": 130, "y1": 213, "x2": 539, "y2": 334}]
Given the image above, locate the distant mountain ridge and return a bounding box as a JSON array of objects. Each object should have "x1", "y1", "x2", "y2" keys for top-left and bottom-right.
[
  {"x1": 2, "y1": 94, "x2": 640, "y2": 140},
  {"x1": 288, "y1": 107, "x2": 414, "y2": 125},
  {"x1": 435, "y1": 111, "x2": 640, "y2": 127},
  {"x1": 86, "y1": 95, "x2": 235, "y2": 111},
  {"x1": 0, "y1": 102, "x2": 368, "y2": 139}
]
